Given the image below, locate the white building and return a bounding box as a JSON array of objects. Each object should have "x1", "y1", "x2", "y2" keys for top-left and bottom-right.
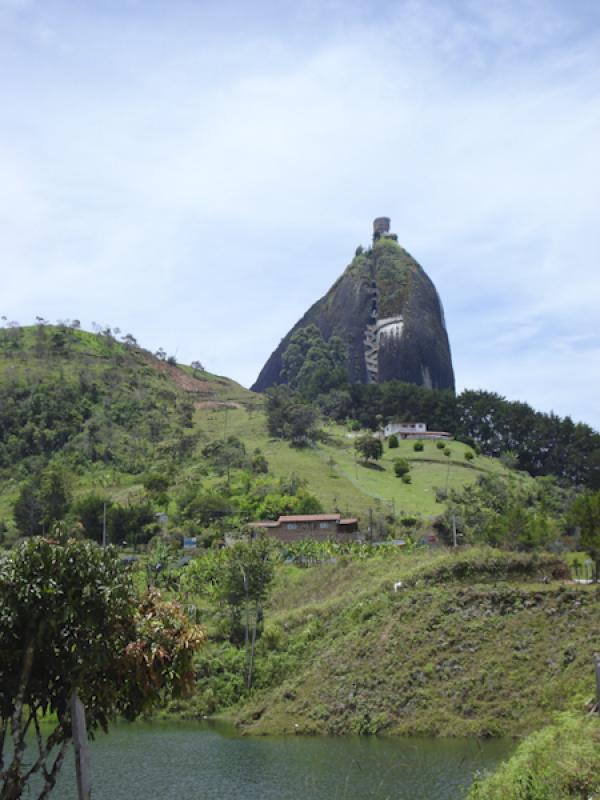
[{"x1": 383, "y1": 421, "x2": 452, "y2": 440}]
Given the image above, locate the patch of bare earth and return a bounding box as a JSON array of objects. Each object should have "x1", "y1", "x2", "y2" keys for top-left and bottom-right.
[{"x1": 140, "y1": 352, "x2": 214, "y2": 394}]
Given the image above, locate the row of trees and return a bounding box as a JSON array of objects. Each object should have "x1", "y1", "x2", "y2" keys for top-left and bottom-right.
[
  {"x1": 13, "y1": 464, "x2": 159, "y2": 545},
  {"x1": 436, "y1": 472, "x2": 600, "y2": 556},
  {"x1": 344, "y1": 384, "x2": 600, "y2": 488},
  {"x1": 266, "y1": 361, "x2": 600, "y2": 488}
]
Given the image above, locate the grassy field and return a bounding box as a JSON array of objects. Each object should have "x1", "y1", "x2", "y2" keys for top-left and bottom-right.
[{"x1": 194, "y1": 403, "x2": 516, "y2": 521}]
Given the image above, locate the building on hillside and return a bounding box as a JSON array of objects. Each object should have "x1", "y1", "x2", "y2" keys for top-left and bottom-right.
[
  {"x1": 248, "y1": 513, "x2": 359, "y2": 543},
  {"x1": 383, "y1": 421, "x2": 452, "y2": 441}
]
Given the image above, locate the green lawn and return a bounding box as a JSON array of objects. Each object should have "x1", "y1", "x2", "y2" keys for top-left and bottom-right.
[{"x1": 192, "y1": 405, "x2": 517, "y2": 521}]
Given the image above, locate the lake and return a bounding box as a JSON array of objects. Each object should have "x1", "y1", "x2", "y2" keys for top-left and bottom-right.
[{"x1": 43, "y1": 721, "x2": 513, "y2": 800}]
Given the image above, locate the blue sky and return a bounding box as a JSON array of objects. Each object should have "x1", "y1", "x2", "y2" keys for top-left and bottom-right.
[{"x1": 2, "y1": 0, "x2": 600, "y2": 427}]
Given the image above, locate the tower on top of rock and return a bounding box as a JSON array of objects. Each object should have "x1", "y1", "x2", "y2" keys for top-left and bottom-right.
[{"x1": 372, "y1": 217, "x2": 398, "y2": 243}]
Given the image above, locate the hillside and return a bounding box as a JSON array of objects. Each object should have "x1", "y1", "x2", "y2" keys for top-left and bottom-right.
[
  {"x1": 217, "y1": 549, "x2": 600, "y2": 738},
  {"x1": 0, "y1": 324, "x2": 514, "y2": 541}
]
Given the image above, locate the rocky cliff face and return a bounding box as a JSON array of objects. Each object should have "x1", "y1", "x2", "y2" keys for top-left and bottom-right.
[{"x1": 252, "y1": 228, "x2": 455, "y2": 392}]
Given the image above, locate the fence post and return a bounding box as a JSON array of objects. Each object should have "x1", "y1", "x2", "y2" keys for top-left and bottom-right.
[
  {"x1": 594, "y1": 654, "x2": 600, "y2": 713},
  {"x1": 70, "y1": 690, "x2": 92, "y2": 800}
]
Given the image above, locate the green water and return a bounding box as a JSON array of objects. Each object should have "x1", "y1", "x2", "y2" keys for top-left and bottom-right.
[{"x1": 41, "y1": 721, "x2": 513, "y2": 800}]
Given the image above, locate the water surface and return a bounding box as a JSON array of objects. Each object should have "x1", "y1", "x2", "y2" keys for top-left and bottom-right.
[{"x1": 46, "y1": 721, "x2": 512, "y2": 800}]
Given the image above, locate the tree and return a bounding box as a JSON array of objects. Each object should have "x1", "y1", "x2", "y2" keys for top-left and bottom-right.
[
  {"x1": 143, "y1": 472, "x2": 170, "y2": 506},
  {"x1": 13, "y1": 467, "x2": 71, "y2": 537},
  {"x1": 70, "y1": 493, "x2": 109, "y2": 543},
  {"x1": 38, "y1": 466, "x2": 71, "y2": 530},
  {"x1": 224, "y1": 539, "x2": 275, "y2": 686},
  {"x1": 251, "y1": 451, "x2": 269, "y2": 474},
  {"x1": 182, "y1": 540, "x2": 274, "y2": 687},
  {"x1": 265, "y1": 386, "x2": 320, "y2": 447},
  {"x1": 354, "y1": 434, "x2": 383, "y2": 463},
  {"x1": 13, "y1": 481, "x2": 43, "y2": 537},
  {"x1": 569, "y1": 491, "x2": 600, "y2": 581},
  {"x1": 0, "y1": 536, "x2": 204, "y2": 800},
  {"x1": 202, "y1": 437, "x2": 248, "y2": 477},
  {"x1": 280, "y1": 324, "x2": 348, "y2": 398}
]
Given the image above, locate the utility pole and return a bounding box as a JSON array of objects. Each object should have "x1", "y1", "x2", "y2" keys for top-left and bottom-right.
[
  {"x1": 451, "y1": 511, "x2": 457, "y2": 548},
  {"x1": 595, "y1": 653, "x2": 600, "y2": 712},
  {"x1": 102, "y1": 502, "x2": 107, "y2": 547},
  {"x1": 70, "y1": 691, "x2": 91, "y2": 800}
]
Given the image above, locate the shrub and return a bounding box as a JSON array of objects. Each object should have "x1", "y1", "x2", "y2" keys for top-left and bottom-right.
[
  {"x1": 465, "y1": 450, "x2": 475, "y2": 461},
  {"x1": 251, "y1": 451, "x2": 269, "y2": 474},
  {"x1": 401, "y1": 516, "x2": 418, "y2": 527},
  {"x1": 413, "y1": 441, "x2": 424, "y2": 452},
  {"x1": 468, "y1": 714, "x2": 600, "y2": 799},
  {"x1": 436, "y1": 440, "x2": 446, "y2": 450},
  {"x1": 393, "y1": 458, "x2": 410, "y2": 478},
  {"x1": 401, "y1": 473, "x2": 412, "y2": 484},
  {"x1": 388, "y1": 434, "x2": 399, "y2": 449},
  {"x1": 444, "y1": 447, "x2": 451, "y2": 457}
]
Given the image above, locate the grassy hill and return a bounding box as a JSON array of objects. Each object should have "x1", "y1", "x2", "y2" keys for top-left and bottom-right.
[
  {"x1": 0, "y1": 324, "x2": 518, "y2": 541},
  {"x1": 215, "y1": 549, "x2": 600, "y2": 739}
]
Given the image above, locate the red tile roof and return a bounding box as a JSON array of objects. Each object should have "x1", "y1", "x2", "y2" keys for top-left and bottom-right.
[{"x1": 278, "y1": 514, "x2": 341, "y2": 523}]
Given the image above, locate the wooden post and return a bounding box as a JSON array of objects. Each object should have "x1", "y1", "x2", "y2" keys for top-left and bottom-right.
[
  {"x1": 595, "y1": 653, "x2": 600, "y2": 713},
  {"x1": 451, "y1": 512, "x2": 457, "y2": 548},
  {"x1": 70, "y1": 691, "x2": 92, "y2": 800}
]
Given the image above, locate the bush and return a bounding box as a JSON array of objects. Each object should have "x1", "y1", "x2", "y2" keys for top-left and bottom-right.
[
  {"x1": 444, "y1": 447, "x2": 451, "y2": 457},
  {"x1": 251, "y1": 452, "x2": 269, "y2": 474},
  {"x1": 401, "y1": 516, "x2": 418, "y2": 527},
  {"x1": 413, "y1": 441, "x2": 424, "y2": 452},
  {"x1": 468, "y1": 714, "x2": 600, "y2": 799},
  {"x1": 401, "y1": 473, "x2": 412, "y2": 484},
  {"x1": 465, "y1": 450, "x2": 475, "y2": 461},
  {"x1": 393, "y1": 458, "x2": 410, "y2": 478},
  {"x1": 436, "y1": 440, "x2": 446, "y2": 450},
  {"x1": 388, "y1": 434, "x2": 399, "y2": 449}
]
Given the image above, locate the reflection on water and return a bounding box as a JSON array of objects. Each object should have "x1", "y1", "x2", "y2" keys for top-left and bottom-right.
[{"x1": 44, "y1": 720, "x2": 512, "y2": 800}]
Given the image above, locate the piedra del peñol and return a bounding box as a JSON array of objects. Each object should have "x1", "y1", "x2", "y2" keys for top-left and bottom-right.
[{"x1": 252, "y1": 218, "x2": 455, "y2": 392}]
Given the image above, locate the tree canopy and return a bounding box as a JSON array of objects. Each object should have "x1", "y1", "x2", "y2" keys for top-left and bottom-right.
[
  {"x1": 281, "y1": 325, "x2": 348, "y2": 398},
  {"x1": 0, "y1": 536, "x2": 204, "y2": 800}
]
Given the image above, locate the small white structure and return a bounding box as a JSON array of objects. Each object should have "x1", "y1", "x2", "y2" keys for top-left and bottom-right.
[
  {"x1": 383, "y1": 421, "x2": 452, "y2": 441},
  {"x1": 376, "y1": 316, "x2": 404, "y2": 340}
]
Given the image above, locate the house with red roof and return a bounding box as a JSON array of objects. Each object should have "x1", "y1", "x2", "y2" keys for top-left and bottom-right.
[{"x1": 248, "y1": 513, "x2": 359, "y2": 543}]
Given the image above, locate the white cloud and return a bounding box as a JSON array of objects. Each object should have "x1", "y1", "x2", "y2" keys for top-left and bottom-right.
[{"x1": 1, "y1": 0, "x2": 600, "y2": 427}]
